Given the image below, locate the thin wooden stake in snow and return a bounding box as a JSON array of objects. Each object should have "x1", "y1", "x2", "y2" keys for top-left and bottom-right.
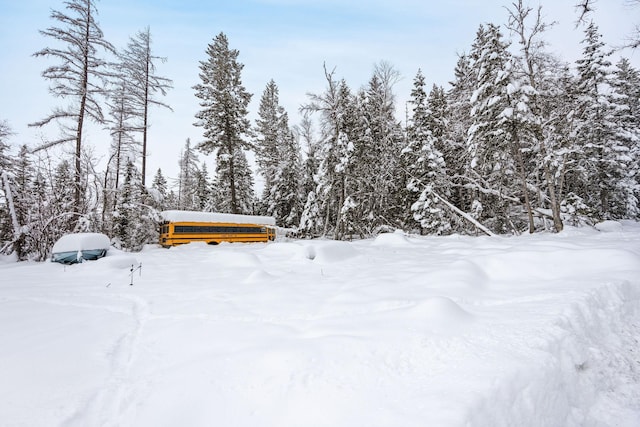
[{"x1": 129, "y1": 263, "x2": 142, "y2": 286}]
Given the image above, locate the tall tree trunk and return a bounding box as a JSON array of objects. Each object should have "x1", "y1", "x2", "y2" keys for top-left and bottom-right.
[
  {"x1": 142, "y1": 47, "x2": 150, "y2": 186},
  {"x1": 1, "y1": 171, "x2": 25, "y2": 259},
  {"x1": 542, "y1": 154, "x2": 564, "y2": 232},
  {"x1": 75, "y1": 102, "x2": 85, "y2": 215},
  {"x1": 507, "y1": 0, "x2": 564, "y2": 232},
  {"x1": 333, "y1": 176, "x2": 346, "y2": 240},
  {"x1": 76, "y1": 81, "x2": 88, "y2": 215},
  {"x1": 511, "y1": 128, "x2": 535, "y2": 233},
  {"x1": 228, "y1": 144, "x2": 238, "y2": 213},
  {"x1": 74, "y1": 8, "x2": 91, "y2": 217}
]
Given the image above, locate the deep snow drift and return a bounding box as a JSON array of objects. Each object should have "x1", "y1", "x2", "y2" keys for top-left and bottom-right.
[{"x1": 1, "y1": 222, "x2": 639, "y2": 427}]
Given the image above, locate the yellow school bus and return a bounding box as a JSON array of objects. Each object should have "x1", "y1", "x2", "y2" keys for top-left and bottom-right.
[{"x1": 159, "y1": 210, "x2": 276, "y2": 247}]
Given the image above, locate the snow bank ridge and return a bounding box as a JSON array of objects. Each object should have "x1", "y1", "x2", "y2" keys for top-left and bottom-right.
[
  {"x1": 476, "y1": 248, "x2": 640, "y2": 282},
  {"x1": 468, "y1": 280, "x2": 640, "y2": 427}
]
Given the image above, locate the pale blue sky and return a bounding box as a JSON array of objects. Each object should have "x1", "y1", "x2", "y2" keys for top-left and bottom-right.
[{"x1": 1, "y1": 0, "x2": 638, "y2": 182}]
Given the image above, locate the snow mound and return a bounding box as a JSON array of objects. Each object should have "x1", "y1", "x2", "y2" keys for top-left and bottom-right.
[
  {"x1": 422, "y1": 259, "x2": 488, "y2": 290},
  {"x1": 304, "y1": 241, "x2": 359, "y2": 263},
  {"x1": 172, "y1": 241, "x2": 209, "y2": 251},
  {"x1": 210, "y1": 250, "x2": 261, "y2": 268},
  {"x1": 100, "y1": 254, "x2": 140, "y2": 270},
  {"x1": 594, "y1": 220, "x2": 623, "y2": 232},
  {"x1": 403, "y1": 296, "x2": 473, "y2": 331},
  {"x1": 243, "y1": 269, "x2": 276, "y2": 283},
  {"x1": 371, "y1": 230, "x2": 412, "y2": 247},
  {"x1": 259, "y1": 242, "x2": 308, "y2": 260}
]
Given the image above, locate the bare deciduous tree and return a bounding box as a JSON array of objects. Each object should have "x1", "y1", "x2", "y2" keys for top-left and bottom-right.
[
  {"x1": 576, "y1": 0, "x2": 640, "y2": 48},
  {"x1": 30, "y1": 0, "x2": 115, "y2": 213},
  {"x1": 507, "y1": 0, "x2": 564, "y2": 232},
  {"x1": 120, "y1": 27, "x2": 173, "y2": 186}
]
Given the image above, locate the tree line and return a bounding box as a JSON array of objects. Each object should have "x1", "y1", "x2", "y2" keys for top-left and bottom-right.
[{"x1": 1, "y1": 0, "x2": 639, "y2": 260}]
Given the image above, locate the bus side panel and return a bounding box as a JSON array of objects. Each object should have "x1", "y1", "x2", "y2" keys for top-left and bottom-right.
[{"x1": 161, "y1": 221, "x2": 270, "y2": 246}]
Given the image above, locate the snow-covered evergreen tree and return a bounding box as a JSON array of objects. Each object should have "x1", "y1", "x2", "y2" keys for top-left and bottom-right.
[
  {"x1": 113, "y1": 161, "x2": 135, "y2": 249},
  {"x1": 52, "y1": 158, "x2": 76, "y2": 213},
  {"x1": 332, "y1": 81, "x2": 359, "y2": 238},
  {"x1": 2, "y1": 146, "x2": 102, "y2": 260},
  {"x1": 50, "y1": 158, "x2": 78, "y2": 234},
  {"x1": 609, "y1": 58, "x2": 640, "y2": 219},
  {"x1": 213, "y1": 147, "x2": 255, "y2": 214},
  {"x1": 0, "y1": 121, "x2": 13, "y2": 252},
  {"x1": 571, "y1": 22, "x2": 625, "y2": 220},
  {"x1": 193, "y1": 32, "x2": 253, "y2": 214},
  {"x1": 296, "y1": 114, "x2": 321, "y2": 236},
  {"x1": 425, "y1": 85, "x2": 451, "y2": 162},
  {"x1": 165, "y1": 190, "x2": 179, "y2": 211},
  {"x1": 352, "y1": 62, "x2": 405, "y2": 235},
  {"x1": 467, "y1": 23, "x2": 521, "y2": 233},
  {"x1": 295, "y1": 114, "x2": 319, "y2": 198},
  {"x1": 446, "y1": 53, "x2": 475, "y2": 227},
  {"x1": 113, "y1": 160, "x2": 157, "y2": 251},
  {"x1": 177, "y1": 138, "x2": 200, "y2": 210},
  {"x1": 298, "y1": 190, "x2": 320, "y2": 237},
  {"x1": 194, "y1": 162, "x2": 212, "y2": 211},
  {"x1": 0, "y1": 120, "x2": 11, "y2": 173},
  {"x1": 404, "y1": 71, "x2": 450, "y2": 235},
  {"x1": 253, "y1": 79, "x2": 303, "y2": 224},
  {"x1": 269, "y1": 117, "x2": 304, "y2": 228},
  {"x1": 150, "y1": 168, "x2": 169, "y2": 211},
  {"x1": 300, "y1": 67, "x2": 355, "y2": 238},
  {"x1": 28, "y1": 168, "x2": 52, "y2": 260},
  {"x1": 535, "y1": 58, "x2": 580, "y2": 227},
  {"x1": 255, "y1": 80, "x2": 282, "y2": 202},
  {"x1": 5, "y1": 146, "x2": 34, "y2": 259}
]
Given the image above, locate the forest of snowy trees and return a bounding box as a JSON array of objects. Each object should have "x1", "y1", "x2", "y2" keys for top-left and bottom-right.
[{"x1": 1, "y1": 0, "x2": 639, "y2": 260}]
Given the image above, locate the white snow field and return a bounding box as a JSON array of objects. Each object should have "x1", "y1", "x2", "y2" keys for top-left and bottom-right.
[{"x1": 1, "y1": 221, "x2": 640, "y2": 427}]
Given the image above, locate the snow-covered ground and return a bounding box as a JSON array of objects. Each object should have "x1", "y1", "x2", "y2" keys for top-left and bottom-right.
[{"x1": 1, "y1": 221, "x2": 640, "y2": 427}]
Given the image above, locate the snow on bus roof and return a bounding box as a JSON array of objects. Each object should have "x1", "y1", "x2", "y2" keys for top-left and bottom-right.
[{"x1": 160, "y1": 210, "x2": 276, "y2": 226}]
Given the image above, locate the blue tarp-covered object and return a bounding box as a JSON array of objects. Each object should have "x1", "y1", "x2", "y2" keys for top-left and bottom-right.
[{"x1": 51, "y1": 233, "x2": 110, "y2": 264}]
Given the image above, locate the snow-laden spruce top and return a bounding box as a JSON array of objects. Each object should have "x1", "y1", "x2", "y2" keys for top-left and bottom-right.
[
  {"x1": 160, "y1": 210, "x2": 276, "y2": 226},
  {"x1": 51, "y1": 233, "x2": 110, "y2": 253}
]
